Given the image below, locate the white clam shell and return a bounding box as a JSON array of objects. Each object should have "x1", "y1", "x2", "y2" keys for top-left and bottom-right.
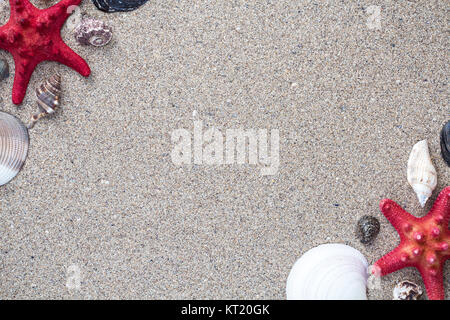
[
  {"x1": 286, "y1": 244, "x2": 368, "y2": 300},
  {"x1": 0, "y1": 112, "x2": 29, "y2": 185},
  {"x1": 407, "y1": 140, "x2": 437, "y2": 207}
]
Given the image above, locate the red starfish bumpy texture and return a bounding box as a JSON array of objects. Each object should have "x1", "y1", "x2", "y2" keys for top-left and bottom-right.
[
  {"x1": 373, "y1": 186, "x2": 450, "y2": 300},
  {"x1": 0, "y1": 0, "x2": 90, "y2": 104}
]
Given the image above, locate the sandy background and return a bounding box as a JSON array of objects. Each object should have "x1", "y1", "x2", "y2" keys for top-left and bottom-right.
[{"x1": 0, "y1": 0, "x2": 448, "y2": 299}]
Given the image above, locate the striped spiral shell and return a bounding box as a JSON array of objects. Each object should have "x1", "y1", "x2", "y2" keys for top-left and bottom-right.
[
  {"x1": 36, "y1": 73, "x2": 61, "y2": 115},
  {"x1": 0, "y1": 112, "x2": 29, "y2": 185}
]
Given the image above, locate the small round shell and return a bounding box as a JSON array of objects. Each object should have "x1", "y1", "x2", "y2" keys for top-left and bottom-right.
[
  {"x1": 74, "y1": 17, "x2": 112, "y2": 47},
  {"x1": 356, "y1": 215, "x2": 380, "y2": 244},
  {"x1": 0, "y1": 112, "x2": 29, "y2": 185}
]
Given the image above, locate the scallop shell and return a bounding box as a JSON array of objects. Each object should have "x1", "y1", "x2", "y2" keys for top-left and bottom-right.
[
  {"x1": 74, "y1": 17, "x2": 112, "y2": 47},
  {"x1": 440, "y1": 120, "x2": 450, "y2": 166},
  {"x1": 393, "y1": 280, "x2": 423, "y2": 300},
  {"x1": 407, "y1": 140, "x2": 437, "y2": 207},
  {"x1": 36, "y1": 73, "x2": 61, "y2": 115},
  {"x1": 356, "y1": 215, "x2": 380, "y2": 244},
  {"x1": 286, "y1": 244, "x2": 368, "y2": 300},
  {"x1": 92, "y1": 0, "x2": 148, "y2": 13},
  {"x1": 0, "y1": 58, "x2": 9, "y2": 80},
  {"x1": 0, "y1": 112, "x2": 29, "y2": 185}
]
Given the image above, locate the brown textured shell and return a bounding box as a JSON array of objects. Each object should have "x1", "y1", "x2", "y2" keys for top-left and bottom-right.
[{"x1": 356, "y1": 215, "x2": 380, "y2": 244}]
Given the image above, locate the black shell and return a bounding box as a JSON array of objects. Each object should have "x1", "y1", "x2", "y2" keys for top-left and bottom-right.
[
  {"x1": 440, "y1": 120, "x2": 450, "y2": 166},
  {"x1": 356, "y1": 215, "x2": 380, "y2": 244},
  {"x1": 92, "y1": 0, "x2": 148, "y2": 13},
  {"x1": 0, "y1": 58, "x2": 9, "y2": 80}
]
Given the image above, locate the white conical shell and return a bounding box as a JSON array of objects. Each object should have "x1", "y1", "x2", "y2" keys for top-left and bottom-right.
[
  {"x1": 286, "y1": 244, "x2": 368, "y2": 300},
  {"x1": 0, "y1": 112, "x2": 29, "y2": 185},
  {"x1": 407, "y1": 140, "x2": 437, "y2": 207}
]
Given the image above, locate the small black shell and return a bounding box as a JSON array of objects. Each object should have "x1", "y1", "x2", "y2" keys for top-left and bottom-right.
[
  {"x1": 0, "y1": 58, "x2": 9, "y2": 80},
  {"x1": 356, "y1": 215, "x2": 380, "y2": 244},
  {"x1": 92, "y1": 0, "x2": 148, "y2": 13},
  {"x1": 440, "y1": 120, "x2": 450, "y2": 167}
]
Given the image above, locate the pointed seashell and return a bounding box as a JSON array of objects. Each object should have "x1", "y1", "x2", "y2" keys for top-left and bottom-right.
[
  {"x1": 440, "y1": 120, "x2": 450, "y2": 166},
  {"x1": 29, "y1": 73, "x2": 62, "y2": 128},
  {"x1": 0, "y1": 58, "x2": 9, "y2": 80},
  {"x1": 92, "y1": 0, "x2": 148, "y2": 13},
  {"x1": 286, "y1": 244, "x2": 368, "y2": 300},
  {"x1": 74, "y1": 17, "x2": 112, "y2": 47},
  {"x1": 0, "y1": 112, "x2": 29, "y2": 185},
  {"x1": 36, "y1": 73, "x2": 61, "y2": 115},
  {"x1": 407, "y1": 140, "x2": 437, "y2": 207},
  {"x1": 393, "y1": 280, "x2": 423, "y2": 300}
]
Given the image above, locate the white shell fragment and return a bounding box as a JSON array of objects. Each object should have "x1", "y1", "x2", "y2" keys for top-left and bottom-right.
[
  {"x1": 407, "y1": 140, "x2": 437, "y2": 207},
  {"x1": 286, "y1": 244, "x2": 369, "y2": 300},
  {"x1": 74, "y1": 17, "x2": 113, "y2": 47},
  {"x1": 393, "y1": 280, "x2": 423, "y2": 300},
  {"x1": 0, "y1": 112, "x2": 29, "y2": 185}
]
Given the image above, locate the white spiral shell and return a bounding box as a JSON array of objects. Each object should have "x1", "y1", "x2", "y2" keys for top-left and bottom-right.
[
  {"x1": 407, "y1": 140, "x2": 437, "y2": 207},
  {"x1": 0, "y1": 112, "x2": 29, "y2": 185},
  {"x1": 286, "y1": 244, "x2": 369, "y2": 300}
]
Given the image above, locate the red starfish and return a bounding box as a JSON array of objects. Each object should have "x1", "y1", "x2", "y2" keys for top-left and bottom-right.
[
  {"x1": 0, "y1": 0, "x2": 90, "y2": 104},
  {"x1": 372, "y1": 186, "x2": 450, "y2": 300}
]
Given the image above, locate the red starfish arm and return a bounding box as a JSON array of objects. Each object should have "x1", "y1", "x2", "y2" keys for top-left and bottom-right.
[
  {"x1": 373, "y1": 246, "x2": 410, "y2": 275},
  {"x1": 418, "y1": 265, "x2": 445, "y2": 300},
  {"x1": 9, "y1": 0, "x2": 31, "y2": 12},
  {"x1": 428, "y1": 186, "x2": 450, "y2": 226},
  {"x1": 51, "y1": 41, "x2": 90, "y2": 77},
  {"x1": 379, "y1": 199, "x2": 417, "y2": 240},
  {"x1": 0, "y1": 27, "x2": 7, "y2": 50},
  {"x1": 8, "y1": 0, "x2": 18, "y2": 9},
  {"x1": 12, "y1": 57, "x2": 38, "y2": 104}
]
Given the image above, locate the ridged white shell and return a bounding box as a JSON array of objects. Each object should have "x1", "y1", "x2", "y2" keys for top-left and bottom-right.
[
  {"x1": 407, "y1": 140, "x2": 437, "y2": 207},
  {"x1": 286, "y1": 244, "x2": 368, "y2": 300},
  {"x1": 0, "y1": 112, "x2": 29, "y2": 185}
]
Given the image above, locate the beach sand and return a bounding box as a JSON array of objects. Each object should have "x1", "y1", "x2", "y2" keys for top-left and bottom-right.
[{"x1": 0, "y1": 0, "x2": 448, "y2": 299}]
